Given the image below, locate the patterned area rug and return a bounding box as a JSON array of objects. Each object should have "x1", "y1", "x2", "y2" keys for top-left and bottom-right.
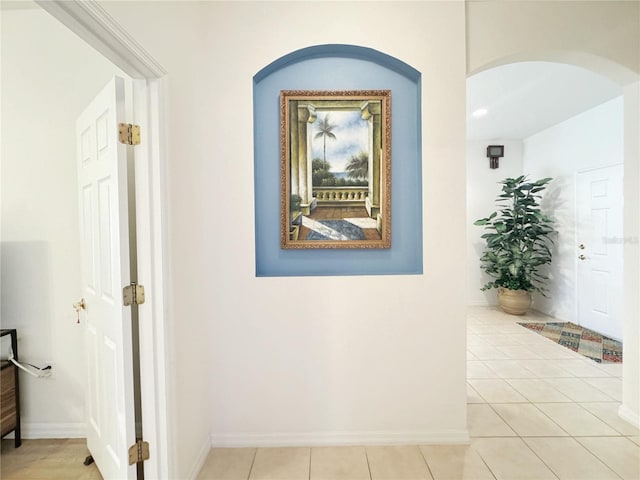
[{"x1": 518, "y1": 322, "x2": 623, "y2": 363}]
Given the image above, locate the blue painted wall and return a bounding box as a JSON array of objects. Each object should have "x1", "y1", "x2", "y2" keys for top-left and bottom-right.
[{"x1": 254, "y1": 45, "x2": 423, "y2": 276}]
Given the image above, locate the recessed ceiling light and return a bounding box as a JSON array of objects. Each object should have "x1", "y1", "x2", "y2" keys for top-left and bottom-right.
[{"x1": 472, "y1": 108, "x2": 488, "y2": 118}]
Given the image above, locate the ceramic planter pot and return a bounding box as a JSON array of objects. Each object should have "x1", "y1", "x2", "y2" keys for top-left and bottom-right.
[{"x1": 497, "y1": 287, "x2": 532, "y2": 315}]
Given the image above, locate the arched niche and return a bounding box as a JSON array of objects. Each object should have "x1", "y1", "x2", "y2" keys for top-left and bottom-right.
[{"x1": 253, "y1": 44, "x2": 423, "y2": 277}]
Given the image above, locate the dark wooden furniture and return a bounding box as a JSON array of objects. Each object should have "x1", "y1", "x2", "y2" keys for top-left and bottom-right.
[{"x1": 1, "y1": 329, "x2": 21, "y2": 447}]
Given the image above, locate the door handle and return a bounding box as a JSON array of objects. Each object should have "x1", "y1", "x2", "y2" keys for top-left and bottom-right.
[
  {"x1": 73, "y1": 298, "x2": 86, "y2": 323},
  {"x1": 578, "y1": 255, "x2": 586, "y2": 261},
  {"x1": 73, "y1": 298, "x2": 86, "y2": 311},
  {"x1": 579, "y1": 244, "x2": 585, "y2": 250}
]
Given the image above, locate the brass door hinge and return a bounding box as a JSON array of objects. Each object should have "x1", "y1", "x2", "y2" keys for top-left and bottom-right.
[
  {"x1": 119, "y1": 123, "x2": 141, "y2": 145},
  {"x1": 128, "y1": 440, "x2": 150, "y2": 465},
  {"x1": 123, "y1": 282, "x2": 145, "y2": 306}
]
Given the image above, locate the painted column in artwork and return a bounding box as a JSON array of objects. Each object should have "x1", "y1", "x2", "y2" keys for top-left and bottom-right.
[
  {"x1": 289, "y1": 103, "x2": 299, "y2": 197},
  {"x1": 297, "y1": 104, "x2": 316, "y2": 214},
  {"x1": 362, "y1": 101, "x2": 381, "y2": 218}
]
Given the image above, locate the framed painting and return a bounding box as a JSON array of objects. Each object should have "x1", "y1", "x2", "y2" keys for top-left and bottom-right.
[{"x1": 280, "y1": 90, "x2": 391, "y2": 249}]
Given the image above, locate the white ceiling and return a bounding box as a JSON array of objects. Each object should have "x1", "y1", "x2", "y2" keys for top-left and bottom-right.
[{"x1": 467, "y1": 61, "x2": 622, "y2": 141}]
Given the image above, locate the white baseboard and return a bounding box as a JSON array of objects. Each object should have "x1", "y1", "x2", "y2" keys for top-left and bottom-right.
[
  {"x1": 186, "y1": 436, "x2": 213, "y2": 480},
  {"x1": 7, "y1": 422, "x2": 86, "y2": 439},
  {"x1": 210, "y1": 430, "x2": 470, "y2": 448},
  {"x1": 619, "y1": 404, "x2": 640, "y2": 428}
]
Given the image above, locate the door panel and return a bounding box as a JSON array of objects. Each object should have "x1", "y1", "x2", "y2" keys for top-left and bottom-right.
[
  {"x1": 576, "y1": 165, "x2": 624, "y2": 340},
  {"x1": 76, "y1": 76, "x2": 136, "y2": 480}
]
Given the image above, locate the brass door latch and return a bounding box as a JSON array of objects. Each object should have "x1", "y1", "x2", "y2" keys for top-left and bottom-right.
[{"x1": 73, "y1": 298, "x2": 86, "y2": 323}]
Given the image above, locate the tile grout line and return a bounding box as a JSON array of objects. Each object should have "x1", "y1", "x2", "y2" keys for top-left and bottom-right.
[
  {"x1": 246, "y1": 447, "x2": 258, "y2": 480},
  {"x1": 481, "y1": 365, "x2": 620, "y2": 439},
  {"x1": 538, "y1": 436, "x2": 626, "y2": 480},
  {"x1": 415, "y1": 445, "x2": 437, "y2": 480},
  {"x1": 470, "y1": 370, "x2": 625, "y2": 424},
  {"x1": 581, "y1": 377, "x2": 622, "y2": 402},
  {"x1": 466, "y1": 442, "x2": 499, "y2": 480},
  {"x1": 579, "y1": 436, "x2": 639, "y2": 479},
  {"x1": 515, "y1": 436, "x2": 572, "y2": 480},
  {"x1": 363, "y1": 446, "x2": 372, "y2": 480},
  {"x1": 577, "y1": 402, "x2": 640, "y2": 436},
  {"x1": 470, "y1": 361, "x2": 620, "y2": 397},
  {"x1": 483, "y1": 384, "x2": 574, "y2": 439},
  {"x1": 567, "y1": 401, "x2": 626, "y2": 435}
]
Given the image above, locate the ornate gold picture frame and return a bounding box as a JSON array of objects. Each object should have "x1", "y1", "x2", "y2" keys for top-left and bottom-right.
[{"x1": 280, "y1": 90, "x2": 391, "y2": 249}]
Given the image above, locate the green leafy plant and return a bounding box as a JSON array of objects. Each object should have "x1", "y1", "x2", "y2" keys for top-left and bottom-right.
[
  {"x1": 474, "y1": 176, "x2": 556, "y2": 295},
  {"x1": 312, "y1": 158, "x2": 336, "y2": 186},
  {"x1": 290, "y1": 194, "x2": 302, "y2": 214}
]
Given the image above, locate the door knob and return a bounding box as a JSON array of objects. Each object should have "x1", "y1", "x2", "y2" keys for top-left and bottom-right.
[
  {"x1": 73, "y1": 298, "x2": 86, "y2": 323},
  {"x1": 578, "y1": 255, "x2": 586, "y2": 260},
  {"x1": 579, "y1": 244, "x2": 585, "y2": 250},
  {"x1": 73, "y1": 298, "x2": 86, "y2": 311}
]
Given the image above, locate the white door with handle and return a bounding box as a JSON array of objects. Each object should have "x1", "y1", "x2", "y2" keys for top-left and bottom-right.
[
  {"x1": 76, "y1": 76, "x2": 136, "y2": 479},
  {"x1": 576, "y1": 164, "x2": 624, "y2": 341}
]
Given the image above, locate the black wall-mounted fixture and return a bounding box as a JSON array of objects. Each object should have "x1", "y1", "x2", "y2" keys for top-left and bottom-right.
[{"x1": 487, "y1": 145, "x2": 504, "y2": 169}]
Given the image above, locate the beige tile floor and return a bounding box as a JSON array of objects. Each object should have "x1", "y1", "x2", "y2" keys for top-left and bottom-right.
[
  {"x1": 1, "y1": 307, "x2": 638, "y2": 479},
  {"x1": 197, "y1": 306, "x2": 640, "y2": 480},
  {"x1": 0, "y1": 438, "x2": 102, "y2": 480}
]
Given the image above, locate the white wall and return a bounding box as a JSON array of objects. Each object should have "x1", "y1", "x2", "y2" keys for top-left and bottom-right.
[
  {"x1": 467, "y1": 140, "x2": 524, "y2": 305},
  {"x1": 0, "y1": 8, "x2": 126, "y2": 437},
  {"x1": 622, "y1": 81, "x2": 640, "y2": 427},
  {"x1": 206, "y1": 0, "x2": 469, "y2": 447},
  {"x1": 101, "y1": 1, "x2": 469, "y2": 476},
  {"x1": 466, "y1": 0, "x2": 640, "y2": 84},
  {"x1": 523, "y1": 97, "x2": 623, "y2": 326},
  {"x1": 91, "y1": 1, "x2": 640, "y2": 476}
]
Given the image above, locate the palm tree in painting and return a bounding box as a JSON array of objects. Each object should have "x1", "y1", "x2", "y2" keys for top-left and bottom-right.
[
  {"x1": 314, "y1": 114, "x2": 337, "y2": 163},
  {"x1": 346, "y1": 151, "x2": 368, "y2": 180}
]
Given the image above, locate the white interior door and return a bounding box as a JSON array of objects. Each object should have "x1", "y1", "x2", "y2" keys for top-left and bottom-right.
[
  {"x1": 576, "y1": 164, "x2": 624, "y2": 340},
  {"x1": 76, "y1": 76, "x2": 136, "y2": 479}
]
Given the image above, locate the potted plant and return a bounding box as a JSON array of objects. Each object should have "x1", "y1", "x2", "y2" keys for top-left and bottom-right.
[
  {"x1": 289, "y1": 194, "x2": 302, "y2": 240},
  {"x1": 474, "y1": 176, "x2": 556, "y2": 315}
]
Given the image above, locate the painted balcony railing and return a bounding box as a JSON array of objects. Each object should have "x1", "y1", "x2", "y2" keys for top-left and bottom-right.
[{"x1": 313, "y1": 186, "x2": 368, "y2": 204}]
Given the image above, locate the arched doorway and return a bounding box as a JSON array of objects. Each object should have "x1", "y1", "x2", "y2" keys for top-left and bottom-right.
[{"x1": 467, "y1": 52, "x2": 639, "y2": 427}]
